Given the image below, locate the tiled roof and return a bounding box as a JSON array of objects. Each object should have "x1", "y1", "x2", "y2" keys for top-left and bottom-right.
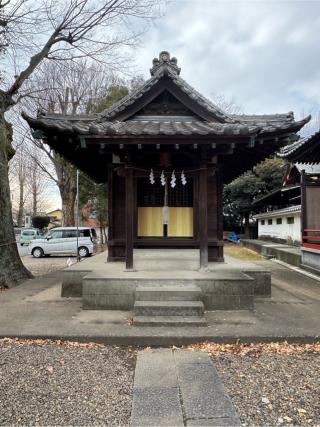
[
  {"x1": 23, "y1": 114, "x2": 310, "y2": 138},
  {"x1": 99, "y1": 67, "x2": 234, "y2": 123},
  {"x1": 231, "y1": 113, "x2": 296, "y2": 127},
  {"x1": 254, "y1": 205, "x2": 301, "y2": 219},
  {"x1": 295, "y1": 162, "x2": 320, "y2": 174},
  {"x1": 278, "y1": 129, "x2": 320, "y2": 163},
  {"x1": 22, "y1": 51, "x2": 310, "y2": 139},
  {"x1": 27, "y1": 116, "x2": 304, "y2": 136}
]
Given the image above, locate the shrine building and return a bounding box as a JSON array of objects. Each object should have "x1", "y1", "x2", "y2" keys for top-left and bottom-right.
[{"x1": 24, "y1": 51, "x2": 309, "y2": 271}]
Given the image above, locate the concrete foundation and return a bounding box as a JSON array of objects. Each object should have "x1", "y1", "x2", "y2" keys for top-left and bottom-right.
[
  {"x1": 62, "y1": 250, "x2": 271, "y2": 311},
  {"x1": 82, "y1": 271, "x2": 255, "y2": 311},
  {"x1": 242, "y1": 270, "x2": 271, "y2": 297},
  {"x1": 301, "y1": 248, "x2": 320, "y2": 275},
  {"x1": 61, "y1": 270, "x2": 90, "y2": 297},
  {"x1": 242, "y1": 239, "x2": 302, "y2": 268}
]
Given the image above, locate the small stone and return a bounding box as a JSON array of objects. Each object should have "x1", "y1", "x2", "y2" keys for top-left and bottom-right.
[
  {"x1": 261, "y1": 397, "x2": 270, "y2": 404},
  {"x1": 277, "y1": 417, "x2": 284, "y2": 424}
]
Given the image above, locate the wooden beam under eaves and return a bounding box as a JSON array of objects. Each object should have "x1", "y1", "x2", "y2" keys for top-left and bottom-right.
[
  {"x1": 247, "y1": 136, "x2": 255, "y2": 148},
  {"x1": 80, "y1": 136, "x2": 87, "y2": 148},
  {"x1": 99, "y1": 143, "x2": 106, "y2": 153}
]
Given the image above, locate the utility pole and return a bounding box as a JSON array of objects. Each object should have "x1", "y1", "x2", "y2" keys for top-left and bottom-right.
[{"x1": 76, "y1": 169, "x2": 80, "y2": 262}]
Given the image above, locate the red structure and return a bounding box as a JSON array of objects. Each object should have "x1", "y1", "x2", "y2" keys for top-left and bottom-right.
[{"x1": 279, "y1": 130, "x2": 320, "y2": 272}]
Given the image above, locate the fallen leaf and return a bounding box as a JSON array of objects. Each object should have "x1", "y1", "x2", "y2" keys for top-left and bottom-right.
[{"x1": 47, "y1": 365, "x2": 53, "y2": 375}]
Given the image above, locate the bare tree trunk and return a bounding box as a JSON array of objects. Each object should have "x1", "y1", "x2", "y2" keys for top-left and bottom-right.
[
  {"x1": 99, "y1": 225, "x2": 104, "y2": 245},
  {"x1": 16, "y1": 149, "x2": 27, "y2": 227},
  {"x1": 32, "y1": 166, "x2": 37, "y2": 216},
  {"x1": 17, "y1": 180, "x2": 24, "y2": 227},
  {"x1": 54, "y1": 154, "x2": 77, "y2": 226},
  {"x1": 60, "y1": 182, "x2": 77, "y2": 226},
  {"x1": 32, "y1": 188, "x2": 37, "y2": 216},
  {"x1": 0, "y1": 107, "x2": 32, "y2": 288}
]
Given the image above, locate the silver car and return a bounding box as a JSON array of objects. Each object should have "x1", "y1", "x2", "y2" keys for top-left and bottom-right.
[{"x1": 28, "y1": 227, "x2": 97, "y2": 258}]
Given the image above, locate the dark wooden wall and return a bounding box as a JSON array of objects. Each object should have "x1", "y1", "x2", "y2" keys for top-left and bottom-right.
[
  {"x1": 306, "y1": 187, "x2": 320, "y2": 229},
  {"x1": 107, "y1": 163, "x2": 224, "y2": 263}
]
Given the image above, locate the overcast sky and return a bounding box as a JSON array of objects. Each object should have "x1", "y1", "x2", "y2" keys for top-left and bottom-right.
[{"x1": 134, "y1": 0, "x2": 320, "y2": 131}]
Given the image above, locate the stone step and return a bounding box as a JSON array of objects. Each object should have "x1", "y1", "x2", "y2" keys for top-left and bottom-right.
[
  {"x1": 134, "y1": 249, "x2": 199, "y2": 260},
  {"x1": 134, "y1": 300, "x2": 204, "y2": 316},
  {"x1": 133, "y1": 259, "x2": 200, "y2": 271},
  {"x1": 135, "y1": 285, "x2": 202, "y2": 301},
  {"x1": 133, "y1": 315, "x2": 207, "y2": 327},
  {"x1": 133, "y1": 249, "x2": 200, "y2": 271}
]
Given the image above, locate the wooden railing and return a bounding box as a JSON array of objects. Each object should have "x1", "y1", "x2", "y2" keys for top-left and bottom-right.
[{"x1": 303, "y1": 229, "x2": 320, "y2": 250}]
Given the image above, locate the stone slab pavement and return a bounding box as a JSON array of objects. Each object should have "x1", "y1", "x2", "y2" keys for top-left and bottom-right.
[
  {"x1": 130, "y1": 348, "x2": 240, "y2": 426},
  {"x1": 0, "y1": 258, "x2": 319, "y2": 345}
]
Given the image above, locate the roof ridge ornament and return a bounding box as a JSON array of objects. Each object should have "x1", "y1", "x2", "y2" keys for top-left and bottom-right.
[{"x1": 150, "y1": 51, "x2": 181, "y2": 76}]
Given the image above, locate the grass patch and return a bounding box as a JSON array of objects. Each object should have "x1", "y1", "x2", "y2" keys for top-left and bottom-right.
[{"x1": 224, "y1": 244, "x2": 265, "y2": 260}]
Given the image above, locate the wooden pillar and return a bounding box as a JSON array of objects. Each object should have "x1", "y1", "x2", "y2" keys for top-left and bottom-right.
[
  {"x1": 125, "y1": 166, "x2": 134, "y2": 271},
  {"x1": 301, "y1": 169, "x2": 307, "y2": 244},
  {"x1": 216, "y1": 167, "x2": 224, "y2": 261},
  {"x1": 216, "y1": 168, "x2": 224, "y2": 241},
  {"x1": 199, "y1": 165, "x2": 208, "y2": 270},
  {"x1": 107, "y1": 167, "x2": 113, "y2": 242}
]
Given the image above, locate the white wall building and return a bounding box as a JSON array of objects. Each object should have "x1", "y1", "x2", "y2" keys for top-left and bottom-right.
[{"x1": 254, "y1": 205, "x2": 301, "y2": 245}]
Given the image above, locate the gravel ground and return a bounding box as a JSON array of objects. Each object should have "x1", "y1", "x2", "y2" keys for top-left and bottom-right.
[
  {"x1": 0, "y1": 340, "x2": 135, "y2": 426},
  {"x1": 22, "y1": 256, "x2": 68, "y2": 276},
  {"x1": 21, "y1": 246, "x2": 107, "y2": 277},
  {"x1": 214, "y1": 352, "x2": 320, "y2": 426}
]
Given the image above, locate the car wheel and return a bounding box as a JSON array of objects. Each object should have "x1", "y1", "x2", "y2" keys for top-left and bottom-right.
[
  {"x1": 32, "y1": 247, "x2": 44, "y2": 258},
  {"x1": 78, "y1": 246, "x2": 89, "y2": 257}
]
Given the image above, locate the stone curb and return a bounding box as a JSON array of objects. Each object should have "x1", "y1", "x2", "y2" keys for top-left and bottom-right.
[{"x1": 0, "y1": 334, "x2": 318, "y2": 346}]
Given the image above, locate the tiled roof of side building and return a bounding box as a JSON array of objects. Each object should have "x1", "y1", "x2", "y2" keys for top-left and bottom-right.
[
  {"x1": 278, "y1": 129, "x2": 320, "y2": 163},
  {"x1": 254, "y1": 205, "x2": 301, "y2": 219}
]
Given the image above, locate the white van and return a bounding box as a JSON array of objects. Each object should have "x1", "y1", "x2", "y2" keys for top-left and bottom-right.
[{"x1": 28, "y1": 227, "x2": 97, "y2": 258}]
